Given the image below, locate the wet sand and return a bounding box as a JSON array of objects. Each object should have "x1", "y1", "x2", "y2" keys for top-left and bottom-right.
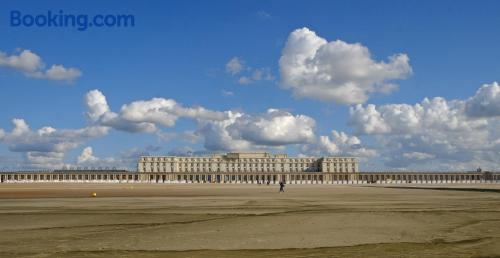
[{"x1": 0, "y1": 183, "x2": 499, "y2": 257}]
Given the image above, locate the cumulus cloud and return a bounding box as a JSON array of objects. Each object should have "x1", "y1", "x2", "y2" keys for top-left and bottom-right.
[
  {"x1": 348, "y1": 104, "x2": 391, "y2": 134},
  {"x1": 1, "y1": 89, "x2": 329, "y2": 169},
  {"x1": 349, "y1": 97, "x2": 487, "y2": 136},
  {"x1": 0, "y1": 119, "x2": 108, "y2": 169},
  {"x1": 465, "y1": 82, "x2": 500, "y2": 117},
  {"x1": 38, "y1": 64, "x2": 82, "y2": 81},
  {"x1": 279, "y1": 27, "x2": 412, "y2": 104},
  {"x1": 227, "y1": 109, "x2": 315, "y2": 146},
  {"x1": 83, "y1": 89, "x2": 362, "y2": 156},
  {"x1": 124, "y1": 99, "x2": 226, "y2": 123},
  {"x1": 347, "y1": 83, "x2": 500, "y2": 170},
  {"x1": 77, "y1": 147, "x2": 99, "y2": 164},
  {"x1": 2, "y1": 119, "x2": 108, "y2": 153},
  {"x1": 85, "y1": 89, "x2": 227, "y2": 133},
  {"x1": 301, "y1": 130, "x2": 376, "y2": 158},
  {"x1": 85, "y1": 89, "x2": 111, "y2": 122},
  {"x1": 25, "y1": 152, "x2": 66, "y2": 169},
  {"x1": 0, "y1": 49, "x2": 82, "y2": 82},
  {"x1": 84, "y1": 90, "x2": 319, "y2": 152},
  {"x1": 85, "y1": 90, "x2": 157, "y2": 133},
  {"x1": 76, "y1": 146, "x2": 118, "y2": 168},
  {"x1": 0, "y1": 49, "x2": 43, "y2": 72},
  {"x1": 11, "y1": 118, "x2": 30, "y2": 137},
  {"x1": 196, "y1": 109, "x2": 316, "y2": 151},
  {"x1": 76, "y1": 145, "x2": 161, "y2": 169},
  {"x1": 197, "y1": 111, "x2": 254, "y2": 151}
]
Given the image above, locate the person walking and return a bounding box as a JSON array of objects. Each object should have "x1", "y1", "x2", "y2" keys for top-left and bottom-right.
[{"x1": 279, "y1": 181, "x2": 285, "y2": 193}]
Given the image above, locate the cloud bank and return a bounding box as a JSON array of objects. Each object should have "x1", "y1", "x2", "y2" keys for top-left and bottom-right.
[
  {"x1": 348, "y1": 82, "x2": 500, "y2": 170},
  {"x1": 0, "y1": 119, "x2": 108, "y2": 169}
]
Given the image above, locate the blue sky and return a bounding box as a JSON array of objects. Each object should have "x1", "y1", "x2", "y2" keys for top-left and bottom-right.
[{"x1": 1, "y1": 1, "x2": 500, "y2": 171}]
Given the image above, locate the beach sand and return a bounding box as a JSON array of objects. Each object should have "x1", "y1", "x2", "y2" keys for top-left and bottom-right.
[{"x1": 0, "y1": 183, "x2": 499, "y2": 257}]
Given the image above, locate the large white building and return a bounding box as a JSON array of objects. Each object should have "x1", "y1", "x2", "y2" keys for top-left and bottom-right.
[
  {"x1": 138, "y1": 152, "x2": 358, "y2": 174},
  {"x1": 1, "y1": 152, "x2": 498, "y2": 184}
]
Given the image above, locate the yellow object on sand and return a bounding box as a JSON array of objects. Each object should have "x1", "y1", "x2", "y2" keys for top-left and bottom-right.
[{"x1": 91, "y1": 192, "x2": 97, "y2": 197}]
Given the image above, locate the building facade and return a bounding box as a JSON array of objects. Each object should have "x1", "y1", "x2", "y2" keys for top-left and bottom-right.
[
  {"x1": 136, "y1": 152, "x2": 359, "y2": 184},
  {"x1": 138, "y1": 152, "x2": 359, "y2": 174},
  {"x1": 1, "y1": 169, "x2": 498, "y2": 184},
  {"x1": 0, "y1": 152, "x2": 499, "y2": 184}
]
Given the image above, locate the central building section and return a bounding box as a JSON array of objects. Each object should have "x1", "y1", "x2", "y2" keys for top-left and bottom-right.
[{"x1": 138, "y1": 152, "x2": 358, "y2": 174}]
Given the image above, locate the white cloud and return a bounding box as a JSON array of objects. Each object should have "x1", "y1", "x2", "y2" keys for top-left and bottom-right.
[
  {"x1": 225, "y1": 57, "x2": 244, "y2": 75},
  {"x1": 85, "y1": 89, "x2": 227, "y2": 133},
  {"x1": 84, "y1": 90, "x2": 320, "y2": 152},
  {"x1": 347, "y1": 83, "x2": 500, "y2": 170},
  {"x1": 196, "y1": 109, "x2": 316, "y2": 151},
  {"x1": 4, "y1": 82, "x2": 498, "y2": 171},
  {"x1": 465, "y1": 82, "x2": 500, "y2": 117},
  {"x1": 349, "y1": 97, "x2": 487, "y2": 136},
  {"x1": 85, "y1": 89, "x2": 111, "y2": 122},
  {"x1": 301, "y1": 130, "x2": 376, "y2": 158},
  {"x1": 84, "y1": 90, "x2": 159, "y2": 133},
  {"x1": 197, "y1": 111, "x2": 254, "y2": 151},
  {"x1": 349, "y1": 104, "x2": 391, "y2": 134},
  {"x1": 0, "y1": 119, "x2": 108, "y2": 169},
  {"x1": 227, "y1": 109, "x2": 316, "y2": 146},
  {"x1": 76, "y1": 145, "x2": 161, "y2": 169},
  {"x1": 11, "y1": 118, "x2": 30, "y2": 137},
  {"x1": 42, "y1": 64, "x2": 82, "y2": 81},
  {"x1": 279, "y1": 27, "x2": 412, "y2": 104},
  {"x1": 120, "y1": 98, "x2": 184, "y2": 127},
  {"x1": 0, "y1": 49, "x2": 82, "y2": 82},
  {"x1": 0, "y1": 49, "x2": 43, "y2": 72},
  {"x1": 1, "y1": 119, "x2": 108, "y2": 154},
  {"x1": 25, "y1": 151, "x2": 66, "y2": 169},
  {"x1": 77, "y1": 147, "x2": 99, "y2": 164}
]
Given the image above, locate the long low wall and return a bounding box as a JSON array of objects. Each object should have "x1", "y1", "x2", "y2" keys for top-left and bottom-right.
[
  {"x1": 140, "y1": 172, "x2": 500, "y2": 184},
  {"x1": 1, "y1": 171, "x2": 499, "y2": 184},
  {"x1": 0, "y1": 172, "x2": 138, "y2": 183}
]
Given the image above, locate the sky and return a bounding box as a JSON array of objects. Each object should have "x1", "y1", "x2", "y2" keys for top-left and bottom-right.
[{"x1": 0, "y1": 0, "x2": 499, "y2": 171}]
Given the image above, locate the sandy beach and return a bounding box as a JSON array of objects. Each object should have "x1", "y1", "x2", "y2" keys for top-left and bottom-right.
[{"x1": 0, "y1": 183, "x2": 499, "y2": 257}]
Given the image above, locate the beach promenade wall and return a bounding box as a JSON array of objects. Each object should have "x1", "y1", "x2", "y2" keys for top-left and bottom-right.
[{"x1": 1, "y1": 170, "x2": 499, "y2": 184}]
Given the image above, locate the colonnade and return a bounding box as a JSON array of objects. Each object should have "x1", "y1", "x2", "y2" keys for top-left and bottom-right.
[
  {"x1": 1, "y1": 171, "x2": 499, "y2": 184},
  {"x1": 141, "y1": 172, "x2": 499, "y2": 184},
  {"x1": 0, "y1": 173, "x2": 139, "y2": 183}
]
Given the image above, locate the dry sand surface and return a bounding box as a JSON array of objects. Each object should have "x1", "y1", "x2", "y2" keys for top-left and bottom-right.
[{"x1": 0, "y1": 183, "x2": 500, "y2": 257}]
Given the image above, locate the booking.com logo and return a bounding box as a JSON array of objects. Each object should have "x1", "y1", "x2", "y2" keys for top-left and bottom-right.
[{"x1": 10, "y1": 10, "x2": 135, "y2": 31}]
